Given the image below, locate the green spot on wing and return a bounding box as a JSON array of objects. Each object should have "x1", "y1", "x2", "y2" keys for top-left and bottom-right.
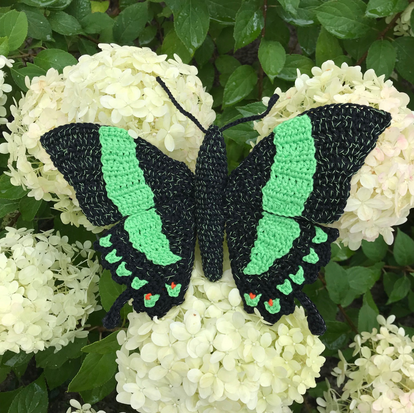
[
  {"x1": 144, "y1": 294, "x2": 160, "y2": 308},
  {"x1": 244, "y1": 293, "x2": 262, "y2": 307},
  {"x1": 303, "y1": 248, "x2": 319, "y2": 264},
  {"x1": 99, "y1": 234, "x2": 112, "y2": 247},
  {"x1": 106, "y1": 249, "x2": 122, "y2": 263},
  {"x1": 276, "y1": 279, "x2": 293, "y2": 295},
  {"x1": 116, "y1": 261, "x2": 132, "y2": 277},
  {"x1": 313, "y1": 226, "x2": 328, "y2": 244},
  {"x1": 265, "y1": 299, "x2": 281, "y2": 314},
  {"x1": 166, "y1": 283, "x2": 181, "y2": 297},
  {"x1": 289, "y1": 266, "x2": 305, "y2": 284},
  {"x1": 262, "y1": 115, "x2": 316, "y2": 217},
  {"x1": 131, "y1": 276, "x2": 148, "y2": 290},
  {"x1": 244, "y1": 214, "x2": 300, "y2": 275}
]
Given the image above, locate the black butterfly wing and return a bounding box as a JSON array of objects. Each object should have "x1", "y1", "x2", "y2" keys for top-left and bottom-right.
[
  {"x1": 41, "y1": 124, "x2": 195, "y2": 327},
  {"x1": 226, "y1": 104, "x2": 391, "y2": 334}
]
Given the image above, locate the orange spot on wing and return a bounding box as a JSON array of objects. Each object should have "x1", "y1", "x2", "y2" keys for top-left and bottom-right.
[
  {"x1": 249, "y1": 292, "x2": 256, "y2": 299},
  {"x1": 145, "y1": 293, "x2": 152, "y2": 300},
  {"x1": 269, "y1": 299, "x2": 273, "y2": 306},
  {"x1": 171, "y1": 282, "x2": 176, "y2": 289}
]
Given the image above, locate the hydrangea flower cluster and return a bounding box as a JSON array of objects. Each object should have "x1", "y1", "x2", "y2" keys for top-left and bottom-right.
[
  {"x1": 0, "y1": 227, "x2": 101, "y2": 355},
  {"x1": 66, "y1": 399, "x2": 125, "y2": 413},
  {"x1": 386, "y1": 3, "x2": 414, "y2": 37},
  {"x1": 115, "y1": 254, "x2": 324, "y2": 413},
  {"x1": 255, "y1": 60, "x2": 414, "y2": 249},
  {"x1": 2, "y1": 44, "x2": 215, "y2": 231},
  {"x1": 0, "y1": 55, "x2": 13, "y2": 124},
  {"x1": 317, "y1": 315, "x2": 414, "y2": 413}
]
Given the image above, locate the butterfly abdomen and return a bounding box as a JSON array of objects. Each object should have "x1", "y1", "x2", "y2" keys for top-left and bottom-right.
[{"x1": 195, "y1": 125, "x2": 227, "y2": 281}]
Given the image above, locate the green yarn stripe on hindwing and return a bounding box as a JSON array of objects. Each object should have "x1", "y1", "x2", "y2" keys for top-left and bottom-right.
[
  {"x1": 262, "y1": 115, "x2": 316, "y2": 217},
  {"x1": 99, "y1": 126, "x2": 181, "y2": 266},
  {"x1": 244, "y1": 214, "x2": 301, "y2": 275}
]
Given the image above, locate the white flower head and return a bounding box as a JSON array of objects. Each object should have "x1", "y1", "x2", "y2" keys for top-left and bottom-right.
[
  {"x1": 66, "y1": 399, "x2": 126, "y2": 413},
  {"x1": 0, "y1": 56, "x2": 13, "y2": 124},
  {"x1": 115, "y1": 253, "x2": 323, "y2": 413},
  {"x1": 0, "y1": 227, "x2": 101, "y2": 355},
  {"x1": 255, "y1": 60, "x2": 414, "y2": 249},
  {"x1": 4, "y1": 44, "x2": 215, "y2": 232}
]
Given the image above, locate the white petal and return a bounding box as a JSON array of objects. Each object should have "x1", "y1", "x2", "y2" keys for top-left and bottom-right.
[
  {"x1": 151, "y1": 331, "x2": 170, "y2": 347},
  {"x1": 140, "y1": 343, "x2": 158, "y2": 362},
  {"x1": 149, "y1": 366, "x2": 168, "y2": 381}
]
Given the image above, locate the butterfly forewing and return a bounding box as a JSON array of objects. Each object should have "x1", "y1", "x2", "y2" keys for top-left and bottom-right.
[
  {"x1": 41, "y1": 124, "x2": 196, "y2": 327},
  {"x1": 226, "y1": 104, "x2": 391, "y2": 334}
]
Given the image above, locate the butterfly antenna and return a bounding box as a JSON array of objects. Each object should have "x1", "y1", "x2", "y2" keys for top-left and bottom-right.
[
  {"x1": 293, "y1": 290, "x2": 327, "y2": 336},
  {"x1": 102, "y1": 288, "x2": 132, "y2": 329},
  {"x1": 156, "y1": 77, "x2": 207, "y2": 134},
  {"x1": 220, "y1": 93, "x2": 280, "y2": 132}
]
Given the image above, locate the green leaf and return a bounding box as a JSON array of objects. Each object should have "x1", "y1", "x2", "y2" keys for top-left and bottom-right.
[
  {"x1": 233, "y1": 0, "x2": 264, "y2": 51},
  {"x1": 297, "y1": 26, "x2": 320, "y2": 56},
  {"x1": 113, "y1": 2, "x2": 148, "y2": 44},
  {"x1": 324, "y1": 261, "x2": 349, "y2": 305},
  {"x1": 223, "y1": 65, "x2": 257, "y2": 107},
  {"x1": 0, "y1": 199, "x2": 19, "y2": 218},
  {"x1": 361, "y1": 235, "x2": 388, "y2": 261},
  {"x1": 321, "y1": 321, "x2": 350, "y2": 350},
  {"x1": 383, "y1": 272, "x2": 400, "y2": 296},
  {"x1": 35, "y1": 337, "x2": 87, "y2": 369},
  {"x1": 10, "y1": 63, "x2": 47, "y2": 93},
  {"x1": 277, "y1": 0, "x2": 321, "y2": 27},
  {"x1": 366, "y1": 0, "x2": 408, "y2": 18},
  {"x1": 34, "y1": 49, "x2": 78, "y2": 73},
  {"x1": 174, "y1": 0, "x2": 209, "y2": 54},
  {"x1": 208, "y1": 0, "x2": 241, "y2": 24},
  {"x1": 19, "y1": 196, "x2": 42, "y2": 221},
  {"x1": 68, "y1": 352, "x2": 117, "y2": 392},
  {"x1": 194, "y1": 35, "x2": 215, "y2": 67},
  {"x1": 8, "y1": 375, "x2": 48, "y2": 413},
  {"x1": 139, "y1": 25, "x2": 157, "y2": 46},
  {"x1": 161, "y1": 29, "x2": 192, "y2": 63},
  {"x1": 0, "y1": 36, "x2": 9, "y2": 56},
  {"x1": 24, "y1": 10, "x2": 53, "y2": 41},
  {"x1": 216, "y1": 55, "x2": 241, "y2": 86},
  {"x1": 315, "y1": 27, "x2": 343, "y2": 66},
  {"x1": 387, "y1": 275, "x2": 411, "y2": 304},
  {"x1": 44, "y1": 357, "x2": 81, "y2": 390},
  {"x1": 264, "y1": 7, "x2": 290, "y2": 46},
  {"x1": 90, "y1": 0, "x2": 109, "y2": 13},
  {"x1": 0, "y1": 10, "x2": 28, "y2": 51},
  {"x1": 198, "y1": 61, "x2": 215, "y2": 92},
  {"x1": 0, "y1": 389, "x2": 23, "y2": 413},
  {"x1": 393, "y1": 228, "x2": 414, "y2": 266},
  {"x1": 343, "y1": 32, "x2": 377, "y2": 61},
  {"x1": 277, "y1": 54, "x2": 314, "y2": 81},
  {"x1": 65, "y1": 0, "x2": 92, "y2": 22},
  {"x1": 366, "y1": 40, "x2": 396, "y2": 79},
  {"x1": 358, "y1": 291, "x2": 379, "y2": 332},
  {"x1": 82, "y1": 331, "x2": 120, "y2": 354},
  {"x1": 331, "y1": 242, "x2": 354, "y2": 262},
  {"x1": 0, "y1": 365, "x2": 11, "y2": 382},
  {"x1": 80, "y1": 376, "x2": 117, "y2": 404},
  {"x1": 316, "y1": 0, "x2": 376, "y2": 39},
  {"x1": 48, "y1": 11, "x2": 82, "y2": 36},
  {"x1": 2, "y1": 351, "x2": 32, "y2": 368},
  {"x1": 258, "y1": 39, "x2": 286, "y2": 81},
  {"x1": 395, "y1": 37, "x2": 414, "y2": 84},
  {"x1": 346, "y1": 266, "x2": 377, "y2": 295},
  {"x1": 279, "y1": 0, "x2": 300, "y2": 14},
  {"x1": 303, "y1": 281, "x2": 338, "y2": 322},
  {"x1": 81, "y1": 12, "x2": 113, "y2": 34},
  {"x1": 0, "y1": 174, "x2": 27, "y2": 200}
]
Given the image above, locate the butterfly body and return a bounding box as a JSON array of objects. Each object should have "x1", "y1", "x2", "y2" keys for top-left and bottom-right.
[{"x1": 40, "y1": 84, "x2": 391, "y2": 334}]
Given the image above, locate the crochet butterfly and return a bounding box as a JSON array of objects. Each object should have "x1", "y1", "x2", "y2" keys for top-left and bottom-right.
[{"x1": 40, "y1": 77, "x2": 391, "y2": 335}]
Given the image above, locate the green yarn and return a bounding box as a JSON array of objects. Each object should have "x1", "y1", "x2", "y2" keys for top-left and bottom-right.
[
  {"x1": 99, "y1": 126, "x2": 155, "y2": 215},
  {"x1": 303, "y1": 248, "x2": 319, "y2": 264},
  {"x1": 116, "y1": 261, "x2": 132, "y2": 277},
  {"x1": 276, "y1": 279, "x2": 293, "y2": 295},
  {"x1": 244, "y1": 213, "x2": 301, "y2": 275},
  {"x1": 166, "y1": 283, "x2": 181, "y2": 297},
  {"x1": 124, "y1": 213, "x2": 181, "y2": 266},
  {"x1": 262, "y1": 115, "x2": 316, "y2": 217},
  {"x1": 131, "y1": 276, "x2": 148, "y2": 290},
  {"x1": 289, "y1": 266, "x2": 305, "y2": 284},
  {"x1": 312, "y1": 227, "x2": 328, "y2": 244},
  {"x1": 99, "y1": 234, "x2": 112, "y2": 247},
  {"x1": 144, "y1": 293, "x2": 160, "y2": 308},
  {"x1": 265, "y1": 298, "x2": 281, "y2": 314},
  {"x1": 244, "y1": 293, "x2": 262, "y2": 306},
  {"x1": 106, "y1": 249, "x2": 122, "y2": 263}
]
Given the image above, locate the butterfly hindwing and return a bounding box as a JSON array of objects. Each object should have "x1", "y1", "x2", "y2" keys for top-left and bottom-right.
[
  {"x1": 41, "y1": 124, "x2": 195, "y2": 327},
  {"x1": 226, "y1": 104, "x2": 391, "y2": 334}
]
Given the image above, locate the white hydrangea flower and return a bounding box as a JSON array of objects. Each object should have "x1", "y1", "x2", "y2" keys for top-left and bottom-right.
[
  {"x1": 386, "y1": 3, "x2": 414, "y2": 37},
  {"x1": 255, "y1": 60, "x2": 414, "y2": 249},
  {"x1": 0, "y1": 55, "x2": 13, "y2": 124},
  {"x1": 66, "y1": 399, "x2": 126, "y2": 413},
  {"x1": 3, "y1": 44, "x2": 215, "y2": 231},
  {"x1": 317, "y1": 315, "x2": 414, "y2": 413},
  {"x1": 115, "y1": 253, "x2": 323, "y2": 413},
  {"x1": 0, "y1": 227, "x2": 101, "y2": 355}
]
